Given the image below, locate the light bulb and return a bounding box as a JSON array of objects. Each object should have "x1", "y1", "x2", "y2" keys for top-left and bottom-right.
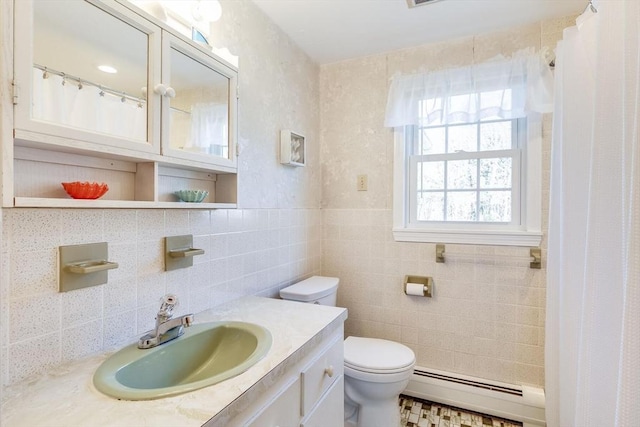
[
  {"x1": 191, "y1": 0, "x2": 221, "y2": 22},
  {"x1": 98, "y1": 65, "x2": 118, "y2": 74}
]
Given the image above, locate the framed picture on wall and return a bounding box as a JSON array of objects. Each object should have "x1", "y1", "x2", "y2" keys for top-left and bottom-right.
[{"x1": 280, "y1": 130, "x2": 306, "y2": 167}]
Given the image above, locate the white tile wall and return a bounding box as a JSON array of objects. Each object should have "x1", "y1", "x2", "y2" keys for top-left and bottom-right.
[
  {"x1": 322, "y1": 208, "x2": 546, "y2": 386},
  {"x1": 0, "y1": 208, "x2": 321, "y2": 384}
]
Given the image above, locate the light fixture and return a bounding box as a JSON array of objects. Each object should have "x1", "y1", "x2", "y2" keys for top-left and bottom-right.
[
  {"x1": 406, "y1": 0, "x2": 446, "y2": 7},
  {"x1": 97, "y1": 65, "x2": 118, "y2": 74},
  {"x1": 191, "y1": 0, "x2": 222, "y2": 22}
]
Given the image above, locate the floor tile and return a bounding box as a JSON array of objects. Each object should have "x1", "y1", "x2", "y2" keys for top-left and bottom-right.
[{"x1": 399, "y1": 395, "x2": 522, "y2": 427}]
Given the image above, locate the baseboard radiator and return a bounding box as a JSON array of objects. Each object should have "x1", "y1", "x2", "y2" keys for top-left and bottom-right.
[{"x1": 403, "y1": 367, "x2": 546, "y2": 427}]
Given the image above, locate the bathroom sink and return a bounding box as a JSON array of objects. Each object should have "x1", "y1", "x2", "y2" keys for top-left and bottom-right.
[{"x1": 93, "y1": 321, "x2": 272, "y2": 400}]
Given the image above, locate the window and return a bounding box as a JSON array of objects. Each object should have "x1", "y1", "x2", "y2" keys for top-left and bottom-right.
[
  {"x1": 386, "y1": 50, "x2": 551, "y2": 246},
  {"x1": 410, "y1": 116, "x2": 524, "y2": 226},
  {"x1": 392, "y1": 99, "x2": 542, "y2": 247}
]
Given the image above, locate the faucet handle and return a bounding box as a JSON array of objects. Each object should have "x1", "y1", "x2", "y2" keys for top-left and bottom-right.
[{"x1": 158, "y1": 294, "x2": 179, "y2": 318}]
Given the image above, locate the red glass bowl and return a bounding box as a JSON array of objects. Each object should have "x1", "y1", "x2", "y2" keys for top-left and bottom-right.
[{"x1": 61, "y1": 182, "x2": 109, "y2": 199}]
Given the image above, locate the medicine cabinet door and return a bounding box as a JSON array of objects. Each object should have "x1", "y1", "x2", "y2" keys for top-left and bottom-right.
[
  {"x1": 160, "y1": 32, "x2": 238, "y2": 170},
  {"x1": 14, "y1": 0, "x2": 161, "y2": 154}
]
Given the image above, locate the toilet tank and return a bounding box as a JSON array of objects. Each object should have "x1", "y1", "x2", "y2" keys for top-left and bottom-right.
[{"x1": 279, "y1": 276, "x2": 339, "y2": 306}]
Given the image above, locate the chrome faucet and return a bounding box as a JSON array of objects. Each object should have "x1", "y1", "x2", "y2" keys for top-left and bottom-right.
[{"x1": 138, "y1": 294, "x2": 194, "y2": 349}]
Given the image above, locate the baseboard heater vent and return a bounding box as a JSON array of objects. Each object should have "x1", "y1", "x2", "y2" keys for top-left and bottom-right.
[
  {"x1": 414, "y1": 369, "x2": 523, "y2": 397},
  {"x1": 404, "y1": 367, "x2": 546, "y2": 427}
]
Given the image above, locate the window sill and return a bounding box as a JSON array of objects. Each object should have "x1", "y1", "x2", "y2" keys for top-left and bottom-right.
[{"x1": 392, "y1": 227, "x2": 542, "y2": 247}]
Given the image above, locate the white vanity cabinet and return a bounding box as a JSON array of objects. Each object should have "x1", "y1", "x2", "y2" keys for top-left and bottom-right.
[
  {"x1": 212, "y1": 327, "x2": 345, "y2": 427},
  {"x1": 5, "y1": 0, "x2": 238, "y2": 208}
]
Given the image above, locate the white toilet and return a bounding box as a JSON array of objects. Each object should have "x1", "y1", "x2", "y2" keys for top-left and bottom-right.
[{"x1": 280, "y1": 276, "x2": 416, "y2": 427}]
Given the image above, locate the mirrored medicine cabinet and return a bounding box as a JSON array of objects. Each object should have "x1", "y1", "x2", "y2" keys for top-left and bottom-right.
[{"x1": 7, "y1": 0, "x2": 239, "y2": 208}]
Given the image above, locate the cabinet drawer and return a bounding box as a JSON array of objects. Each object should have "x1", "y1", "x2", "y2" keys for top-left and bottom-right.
[{"x1": 300, "y1": 336, "x2": 344, "y2": 416}]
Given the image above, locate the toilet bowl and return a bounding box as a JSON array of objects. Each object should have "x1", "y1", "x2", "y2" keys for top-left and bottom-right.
[
  {"x1": 343, "y1": 336, "x2": 415, "y2": 427},
  {"x1": 279, "y1": 276, "x2": 416, "y2": 427}
]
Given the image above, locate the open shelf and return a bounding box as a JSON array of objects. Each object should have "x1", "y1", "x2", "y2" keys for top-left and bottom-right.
[
  {"x1": 14, "y1": 197, "x2": 236, "y2": 209},
  {"x1": 10, "y1": 146, "x2": 237, "y2": 209}
]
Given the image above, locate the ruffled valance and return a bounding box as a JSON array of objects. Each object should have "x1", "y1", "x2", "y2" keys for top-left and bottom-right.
[{"x1": 384, "y1": 48, "x2": 554, "y2": 128}]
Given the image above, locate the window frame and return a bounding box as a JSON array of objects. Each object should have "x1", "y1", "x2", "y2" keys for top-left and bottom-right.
[{"x1": 392, "y1": 114, "x2": 543, "y2": 247}]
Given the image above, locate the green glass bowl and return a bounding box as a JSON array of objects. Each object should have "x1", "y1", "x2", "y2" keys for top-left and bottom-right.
[{"x1": 174, "y1": 189, "x2": 208, "y2": 203}]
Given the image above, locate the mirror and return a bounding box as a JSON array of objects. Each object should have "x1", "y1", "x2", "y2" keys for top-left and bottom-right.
[
  {"x1": 168, "y1": 46, "x2": 230, "y2": 159},
  {"x1": 32, "y1": 0, "x2": 149, "y2": 141}
]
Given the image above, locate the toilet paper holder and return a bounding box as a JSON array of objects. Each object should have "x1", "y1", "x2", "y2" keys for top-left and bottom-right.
[{"x1": 404, "y1": 275, "x2": 433, "y2": 298}]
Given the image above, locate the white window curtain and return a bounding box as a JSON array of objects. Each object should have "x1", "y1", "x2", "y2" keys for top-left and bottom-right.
[
  {"x1": 384, "y1": 47, "x2": 554, "y2": 127},
  {"x1": 546, "y1": 0, "x2": 640, "y2": 425}
]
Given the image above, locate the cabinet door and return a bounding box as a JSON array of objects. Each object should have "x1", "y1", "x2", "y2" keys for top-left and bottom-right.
[
  {"x1": 14, "y1": 0, "x2": 161, "y2": 154},
  {"x1": 244, "y1": 376, "x2": 301, "y2": 427},
  {"x1": 301, "y1": 335, "x2": 344, "y2": 416},
  {"x1": 160, "y1": 32, "x2": 238, "y2": 170},
  {"x1": 301, "y1": 376, "x2": 344, "y2": 427}
]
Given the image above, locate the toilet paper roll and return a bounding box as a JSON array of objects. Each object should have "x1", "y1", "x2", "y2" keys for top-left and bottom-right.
[{"x1": 405, "y1": 282, "x2": 425, "y2": 296}]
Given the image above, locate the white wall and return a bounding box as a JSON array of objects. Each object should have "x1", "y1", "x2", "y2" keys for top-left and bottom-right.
[
  {"x1": 0, "y1": 0, "x2": 321, "y2": 385},
  {"x1": 320, "y1": 17, "x2": 575, "y2": 387}
]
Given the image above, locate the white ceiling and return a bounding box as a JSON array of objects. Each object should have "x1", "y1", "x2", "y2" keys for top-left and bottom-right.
[{"x1": 251, "y1": 0, "x2": 585, "y2": 64}]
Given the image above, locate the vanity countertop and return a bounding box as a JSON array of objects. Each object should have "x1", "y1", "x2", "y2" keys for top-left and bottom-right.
[{"x1": 1, "y1": 296, "x2": 347, "y2": 427}]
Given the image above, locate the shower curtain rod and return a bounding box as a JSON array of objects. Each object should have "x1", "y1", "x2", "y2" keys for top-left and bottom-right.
[
  {"x1": 548, "y1": 0, "x2": 597, "y2": 69},
  {"x1": 33, "y1": 64, "x2": 146, "y2": 105}
]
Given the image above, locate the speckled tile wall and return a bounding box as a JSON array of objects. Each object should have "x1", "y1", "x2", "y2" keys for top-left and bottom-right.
[
  {"x1": 0, "y1": 208, "x2": 322, "y2": 384},
  {"x1": 323, "y1": 210, "x2": 545, "y2": 386},
  {"x1": 0, "y1": 0, "x2": 322, "y2": 386},
  {"x1": 319, "y1": 17, "x2": 576, "y2": 388}
]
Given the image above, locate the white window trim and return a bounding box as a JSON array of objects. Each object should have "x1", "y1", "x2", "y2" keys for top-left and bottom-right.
[{"x1": 392, "y1": 114, "x2": 543, "y2": 247}]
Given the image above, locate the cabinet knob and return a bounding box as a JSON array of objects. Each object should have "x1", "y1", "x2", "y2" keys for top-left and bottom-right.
[
  {"x1": 324, "y1": 365, "x2": 334, "y2": 378},
  {"x1": 154, "y1": 84, "x2": 167, "y2": 95},
  {"x1": 165, "y1": 87, "x2": 176, "y2": 98}
]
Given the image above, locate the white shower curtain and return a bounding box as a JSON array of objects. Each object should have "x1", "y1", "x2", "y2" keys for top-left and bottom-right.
[
  {"x1": 32, "y1": 68, "x2": 147, "y2": 141},
  {"x1": 546, "y1": 0, "x2": 639, "y2": 426}
]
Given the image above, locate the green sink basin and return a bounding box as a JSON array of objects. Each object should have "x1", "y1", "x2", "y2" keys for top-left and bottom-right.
[{"x1": 93, "y1": 321, "x2": 272, "y2": 400}]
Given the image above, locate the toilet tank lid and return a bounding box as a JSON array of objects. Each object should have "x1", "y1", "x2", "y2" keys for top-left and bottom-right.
[
  {"x1": 344, "y1": 336, "x2": 415, "y2": 372},
  {"x1": 279, "y1": 276, "x2": 339, "y2": 302}
]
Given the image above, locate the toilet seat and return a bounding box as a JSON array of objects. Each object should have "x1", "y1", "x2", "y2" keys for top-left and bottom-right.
[
  {"x1": 344, "y1": 364, "x2": 413, "y2": 383},
  {"x1": 344, "y1": 336, "x2": 415, "y2": 374}
]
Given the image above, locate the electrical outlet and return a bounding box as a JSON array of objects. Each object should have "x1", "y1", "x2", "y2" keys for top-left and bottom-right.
[{"x1": 357, "y1": 174, "x2": 368, "y2": 191}]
